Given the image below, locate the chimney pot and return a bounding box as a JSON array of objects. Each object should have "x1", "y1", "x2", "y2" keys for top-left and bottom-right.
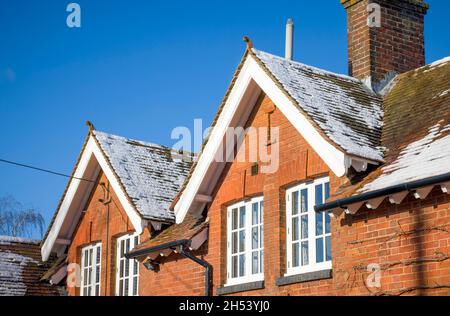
[{"x1": 285, "y1": 18, "x2": 294, "y2": 61}]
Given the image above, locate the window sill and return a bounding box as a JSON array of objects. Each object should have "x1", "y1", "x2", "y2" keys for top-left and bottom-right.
[
  {"x1": 217, "y1": 281, "x2": 265, "y2": 296},
  {"x1": 276, "y1": 269, "x2": 332, "y2": 286}
]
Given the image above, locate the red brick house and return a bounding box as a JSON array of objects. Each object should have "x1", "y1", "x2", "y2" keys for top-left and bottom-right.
[{"x1": 41, "y1": 0, "x2": 449, "y2": 296}]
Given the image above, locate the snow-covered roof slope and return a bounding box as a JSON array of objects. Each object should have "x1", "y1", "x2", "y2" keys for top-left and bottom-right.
[
  {"x1": 0, "y1": 236, "x2": 62, "y2": 296},
  {"x1": 252, "y1": 49, "x2": 384, "y2": 162},
  {"x1": 329, "y1": 56, "x2": 450, "y2": 202},
  {"x1": 93, "y1": 131, "x2": 192, "y2": 222},
  {"x1": 359, "y1": 123, "x2": 450, "y2": 193}
]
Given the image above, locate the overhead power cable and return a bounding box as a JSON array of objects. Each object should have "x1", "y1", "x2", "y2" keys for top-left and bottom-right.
[{"x1": 0, "y1": 158, "x2": 95, "y2": 183}]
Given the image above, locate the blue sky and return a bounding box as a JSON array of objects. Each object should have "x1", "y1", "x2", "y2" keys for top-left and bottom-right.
[{"x1": 0, "y1": 0, "x2": 449, "y2": 238}]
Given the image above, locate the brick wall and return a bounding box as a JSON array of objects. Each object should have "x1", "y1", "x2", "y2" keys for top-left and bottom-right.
[
  {"x1": 67, "y1": 172, "x2": 151, "y2": 296},
  {"x1": 332, "y1": 187, "x2": 450, "y2": 296},
  {"x1": 343, "y1": 0, "x2": 427, "y2": 87}
]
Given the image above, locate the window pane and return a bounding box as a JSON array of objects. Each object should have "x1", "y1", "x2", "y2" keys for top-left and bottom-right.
[
  {"x1": 315, "y1": 184, "x2": 323, "y2": 206},
  {"x1": 260, "y1": 226, "x2": 264, "y2": 248},
  {"x1": 231, "y1": 232, "x2": 237, "y2": 254},
  {"x1": 133, "y1": 260, "x2": 138, "y2": 275},
  {"x1": 301, "y1": 215, "x2": 308, "y2": 239},
  {"x1": 260, "y1": 251, "x2": 264, "y2": 273},
  {"x1": 239, "y1": 230, "x2": 245, "y2": 252},
  {"x1": 119, "y1": 280, "x2": 123, "y2": 296},
  {"x1": 121, "y1": 240, "x2": 125, "y2": 257},
  {"x1": 84, "y1": 250, "x2": 88, "y2": 266},
  {"x1": 232, "y1": 208, "x2": 238, "y2": 230},
  {"x1": 83, "y1": 269, "x2": 88, "y2": 286},
  {"x1": 125, "y1": 257, "x2": 130, "y2": 277},
  {"x1": 96, "y1": 265, "x2": 100, "y2": 283},
  {"x1": 133, "y1": 276, "x2": 138, "y2": 296},
  {"x1": 292, "y1": 242, "x2": 299, "y2": 268},
  {"x1": 300, "y1": 189, "x2": 308, "y2": 213},
  {"x1": 325, "y1": 182, "x2": 330, "y2": 200},
  {"x1": 301, "y1": 241, "x2": 309, "y2": 266},
  {"x1": 96, "y1": 246, "x2": 101, "y2": 264},
  {"x1": 325, "y1": 211, "x2": 331, "y2": 234},
  {"x1": 316, "y1": 238, "x2": 324, "y2": 263},
  {"x1": 252, "y1": 227, "x2": 259, "y2": 250},
  {"x1": 125, "y1": 277, "x2": 129, "y2": 295},
  {"x1": 260, "y1": 202, "x2": 264, "y2": 223},
  {"x1": 252, "y1": 251, "x2": 259, "y2": 274},
  {"x1": 239, "y1": 206, "x2": 246, "y2": 228},
  {"x1": 292, "y1": 217, "x2": 299, "y2": 241},
  {"x1": 292, "y1": 191, "x2": 299, "y2": 215},
  {"x1": 232, "y1": 256, "x2": 238, "y2": 278},
  {"x1": 316, "y1": 212, "x2": 323, "y2": 236},
  {"x1": 239, "y1": 255, "x2": 245, "y2": 277},
  {"x1": 89, "y1": 248, "x2": 93, "y2": 265},
  {"x1": 326, "y1": 236, "x2": 332, "y2": 261},
  {"x1": 252, "y1": 202, "x2": 259, "y2": 225},
  {"x1": 95, "y1": 285, "x2": 100, "y2": 296}
]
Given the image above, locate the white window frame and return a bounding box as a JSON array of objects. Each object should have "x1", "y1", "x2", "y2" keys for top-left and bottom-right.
[
  {"x1": 115, "y1": 233, "x2": 140, "y2": 296},
  {"x1": 80, "y1": 242, "x2": 102, "y2": 296},
  {"x1": 286, "y1": 177, "x2": 332, "y2": 276},
  {"x1": 226, "y1": 196, "x2": 264, "y2": 286}
]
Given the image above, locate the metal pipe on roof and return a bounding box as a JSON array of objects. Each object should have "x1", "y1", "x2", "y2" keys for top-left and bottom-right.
[{"x1": 285, "y1": 18, "x2": 294, "y2": 61}]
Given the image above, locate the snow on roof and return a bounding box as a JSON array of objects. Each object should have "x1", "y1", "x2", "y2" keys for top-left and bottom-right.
[
  {"x1": 0, "y1": 236, "x2": 62, "y2": 296},
  {"x1": 0, "y1": 251, "x2": 37, "y2": 295},
  {"x1": 0, "y1": 236, "x2": 40, "y2": 246},
  {"x1": 252, "y1": 49, "x2": 384, "y2": 162},
  {"x1": 359, "y1": 123, "x2": 450, "y2": 193},
  {"x1": 93, "y1": 131, "x2": 192, "y2": 222},
  {"x1": 427, "y1": 56, "x2": 450, "y2": 69}
]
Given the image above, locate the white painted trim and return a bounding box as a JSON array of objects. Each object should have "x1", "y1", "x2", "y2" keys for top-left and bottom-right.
[
  {"x1": 115, "y1": 233, "x2": 140, "y2": 296},
  {"x1": 285, "y1": 177, "x2": 332, "y2": 277},
  {"x1": 80, "y1": 242, "x2": 102, "y2": 296},
  {"x1": 225, "y1": 196, "x2": 264, "y2": 287},
  {"x1": 41, "y1": 136, "x2": 144, "y2": 261},
  {"x1": 175, "y1": 55, "x2": 348, "y2": 223}
]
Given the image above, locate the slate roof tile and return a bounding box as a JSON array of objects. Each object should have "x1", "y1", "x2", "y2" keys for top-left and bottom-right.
[
  {"x1": 0, "y1": 236, "x2": 64, "y2": 296},
  {"x1": 93, "y1": 131, "x2": 193, "y2": 222}
]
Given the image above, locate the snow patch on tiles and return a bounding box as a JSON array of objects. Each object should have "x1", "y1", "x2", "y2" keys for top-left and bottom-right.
[
  {"x1": 359, "y1": 123, "x2": 450, "y2": 193},
  {"x1": 0, "y1": 236, "x2": 40, "y2": 246},
  {"x1": 433, "y1": 89, "x2": 450, "y2": 99},
  {"x1": 0, "y1": 250, "x2": 37, "y2": 296},
  {"x1": 93, "y1": 131, "x2": 192, "y2": 222},
  {"x1": 252, "y1": 49, "x2": 384, "y2": 162},
  {"x1": 428, "y1": 56, "x2": 450, "y2": 69}
]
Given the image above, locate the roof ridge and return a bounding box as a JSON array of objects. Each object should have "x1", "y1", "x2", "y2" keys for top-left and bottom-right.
[
  {"x1": 93, "y1": 130, "x2": 194, "y2": 157},
  {"x1": 251, "y1": 48, "x2": 360, "y2": 83}
]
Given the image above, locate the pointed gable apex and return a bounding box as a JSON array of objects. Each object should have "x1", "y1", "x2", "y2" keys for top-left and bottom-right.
[
  {"x1": 41, "y1": 130, "x2": 191, "y2": 261},
  {"x1": 174, "y1": 48, "x2": 382, "y2": 224}
]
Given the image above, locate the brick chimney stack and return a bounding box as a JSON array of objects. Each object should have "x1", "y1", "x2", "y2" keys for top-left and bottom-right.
[{"x1": 341, "y1": 0, "x2": 429, "y2": 91}]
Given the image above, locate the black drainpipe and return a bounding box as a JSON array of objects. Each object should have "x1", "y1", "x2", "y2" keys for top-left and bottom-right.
[{"x1": 178, "y1": 244, "x2": 212, "y2": 297}]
